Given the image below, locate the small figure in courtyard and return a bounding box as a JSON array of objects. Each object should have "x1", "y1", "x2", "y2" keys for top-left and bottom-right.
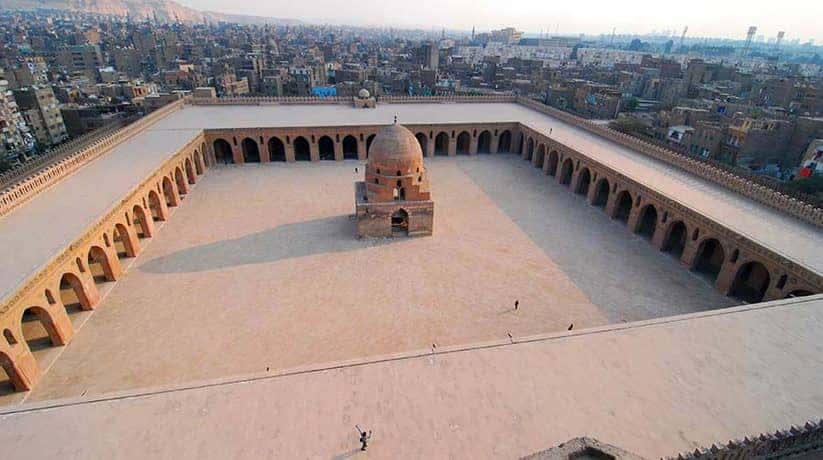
[
  {"x1": 356, "y1": 425, "x2": 372, "y2": 451},
  {"x1": 568, "y1": 323, "x2": 574, "y2": 331},
  {"x1": 550, "y1": 128, "x2": 553, "y2": 135},
  {"x1": 514, "y1": 300, "x2": 519, "y2": 311}
]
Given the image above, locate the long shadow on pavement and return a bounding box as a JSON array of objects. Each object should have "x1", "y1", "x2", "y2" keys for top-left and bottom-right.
[{"x1": 139, "y1": 215, "x2": 398, "y2": 273}]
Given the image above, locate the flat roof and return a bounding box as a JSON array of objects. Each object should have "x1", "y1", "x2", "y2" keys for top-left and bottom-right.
[
  {"x1": 1, "y1": 101, "x2": 820, "y2": 304},
  {"x1": 1, "y1": 296, "x2": 820, "y2": 459},
  {"x1": 0, "y1": 125, "x2": 200, "y2": 302}
]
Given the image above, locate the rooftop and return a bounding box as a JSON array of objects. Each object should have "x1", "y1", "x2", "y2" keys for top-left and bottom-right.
[{"x1": 1, "y1": 295, "x2": 820, "y2": 459}]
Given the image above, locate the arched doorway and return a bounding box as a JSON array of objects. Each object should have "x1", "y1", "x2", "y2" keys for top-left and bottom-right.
[
  {"x1": 148, "y1": 190, "x2": 165, "y2": 221},
  {"x1": 415, "y1": 133, "x2": 428, "y2": 155},
  {"x1": 162, "y1": 176, "x2": 178, "y2": 207},
  {"x1": 730, "y1": 261, "x2": 771, "y2": 303},
  {"x1": 113, "y1": 223, "x2": 137, "y2": 259},
  {"x1": 635, "y1": 204, "x2": 658, "y2": 239},
  {"x1": 498, "y1": 130, "x2": 512, "y2": 153},
  {"x1": 174, "y1": 168, "x2": 188, "y2": 196},
  {"x1": 692, "y1": 238, "x2": 724, "y2": 283},
  {"x1": 559, "y1": 158, "x2": 574, "y2": 186},
  {"x1": 293, "y1": 136, "x2": 311, "y2": 161},
  {"x1": 391, "y1": 209, "x2": 409, "y2": 235},
  {"x1": 535, "y1": 145, "x2": 545, "y2": 168},
  {"x1": 613, "y1": 190, "x2": 633, "y2": 222},
  {"x1": 133, "y1": 205, "x2": 151, "y2": 238},
  {"x1": 456, "y1": 131, "x2": 471, "y2": 155},
  {"x1": 184, "y1": 158, "x2": 196, "y2": 184},
  {"x1": 592, "y1": 178, "x2": 609, "y2": 208},
  {"x1": 318, "y1": 136, "x2": 335, "y2": 161},
  {"x1": 59, "y1": 272, "x2": 94, "y2": 312},
  {"x1": 20, "y1": 306, "x2": 63, "y2": 357},
  {"x1": 241, "y1": 138, "x2": 260, "y2": 163},
  {"x1": 434, "y1": 132, "x2": 449, "y2": 156},
  {"x1": 342, "y1": 135, "x2": 358, "y2": 160},
  {"x1": 575, "y1": 168, "x2": 591, "y2": 196},
  {"x1": 213, "y1": 139, "x2": 234, "y2": 164},
  {"x1": 366, "y1": 134, "x2": 376, "y2": 157},
  {"x1": 547, "y1": 151, "x2": 559, "y2": 176},
  {"x1": 268, "y1": 137, "x2": 286, "y2": 162},
  {"x1": 88, "y1": 246, "x2": 116, "y2": 283},
  {"x1": 661, "y1": 221, "x2": 687, "y2": 258},
  {"x1": 478, "y1": 131, "x2": 491, "y2": 153}
]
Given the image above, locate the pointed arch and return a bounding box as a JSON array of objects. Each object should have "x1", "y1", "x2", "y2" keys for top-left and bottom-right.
[
  {"x1": 498, "y1": 130, "x2": 512, "y2": 153},
  {"x1": 241, "y1": 137, "x2": 260, "y2": 163},
  {"x1": 114, "y1": 223, "x2": 138, "y2": 258},
  {"x1": 366, "y1": 134, "x2": 376, "y2": 157},
  {"x1": 88, "y1": 245, "x2": 117, "y2": 282},
  {"x1": 268, "y1": 136, "x2": 286, "y2": 162},
  {"x1": 558, "y1": 158, "x2": 574, "y2": 186},
  {"x1": 132, "y1": 204, "x2": 153, "y2": 238},
  {"x1": 342, "y1": 135, "x2": 358, "y2": 160},
  {"x1": 59, "y1": 272, "x2": 96, "y2": 311},
  {"x1": 434, "y1": 132, "x2": 449, "y2": 156},
  {"x1": 213, "y1": 138, "x2": 233, "y2": 164},
  {"x1": 174, "y1": 167, "x2": 188, "y2": 196},
  {"x1": 148, "y1": 190, "x2": 166, "y2": 221},
  {"x1": 613, "y1": 190, "x2": 633, "y2": 222},
  {"x1": 730, "y1": 261, "x2": 771, "y2": 303},
  {"x1": 692, "y1": 238, "x2": 725, "y2": 283},
  {"x1": 293, "y1": 136, "x2": 311, "y2": 161},
  {"x1": 477, "y1": 130, "x2": 492, "y2": 153},
  {"x1": 162, "y1": 176, "x2": 178, "y2": 208},
  {"x1": 184, "y1": 158, "x2": 196, "y2": 184},
  {"x1": 318, "y1": 136, "x2": 335, "y2": 161},
  {"x1": 635, "y1": 204, "x2": 658, "y2": 239},
  {"x1": 456, "y1": 131, "x2": 471, "y2": 155},
  {"x1": 415, "y1": 133, "x2": 428, "y2": 155},
  {"x1": 592, "y1": 178, "x2": 610, "y2": 208},
  {"x1": 547, "y1": 150, "x2": 559, "y2": 176},
  {"x1": 575, "y1": 167, "x2": 591, "y2": 196}
]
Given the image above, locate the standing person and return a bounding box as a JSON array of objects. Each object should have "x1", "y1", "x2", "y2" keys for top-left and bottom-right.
[
  {"x1": 514, "y1": 300, "x2": 519, "y2": 311},
  {"x1": 357, "y1": 426, "x2": 372, "y2": 451}
]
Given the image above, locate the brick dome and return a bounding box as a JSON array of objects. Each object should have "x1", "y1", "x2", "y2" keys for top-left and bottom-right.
[{"x1": 364, "y1": 124, "x2": 430, "y2": 203}]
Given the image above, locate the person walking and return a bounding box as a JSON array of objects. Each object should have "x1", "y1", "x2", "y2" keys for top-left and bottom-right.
[
  {"x1": 514, "y1": 300, "x2": 519, "y2": 311},
  {"x1": 357, "y1": 426, "x2": 372, "y2": 451}
]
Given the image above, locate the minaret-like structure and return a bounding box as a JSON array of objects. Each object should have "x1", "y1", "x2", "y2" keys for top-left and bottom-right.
[{"x1": 354, "y1": 122, "x2": 434, "y2": 237}]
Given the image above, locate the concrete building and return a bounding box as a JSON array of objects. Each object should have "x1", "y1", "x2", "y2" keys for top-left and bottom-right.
[
  {"x1": 0, "y1": 80, "x2": 34, "y2": 158},
  {"x1": 56, "y1": 45, "x2": 104, "y2": 81},
  {"x1": 12, "y1": 86, "x2": 68, "y2": 146}
]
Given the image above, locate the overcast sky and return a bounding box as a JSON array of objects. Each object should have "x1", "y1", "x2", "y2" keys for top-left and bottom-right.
[{"x1": 179, "y1": 0, "x2": 822, "y2": 43}]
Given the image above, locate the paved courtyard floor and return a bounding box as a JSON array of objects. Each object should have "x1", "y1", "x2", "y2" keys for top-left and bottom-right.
[{"x1": 4, "y1": 155, "x2": 735, "y2": 405}]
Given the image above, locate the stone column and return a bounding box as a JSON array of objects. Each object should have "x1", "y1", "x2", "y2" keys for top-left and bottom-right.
[
  {"x1": 103, "y1": 246, "x2": 124, "y2": 281},
  {"x1": 650, "y1": 221, "x2": 668, "y2": 250},
  {"x1": 425, "y1": 139, "x2": 435, "y2": 157},
  {"x1": 3, "y1": 348, "x2": 40, "y2": 391},
  {"x1": 43, "y1": 304, "x2": 74, "y2": 345},
  {"x1": 334, "y1": 141, "x2": 343, "y2": 161},
  {"x1": 232, "y1": 145, "x2": 243, "y2": 164},
  {"x1": 448, "y1": 137, "x2": 457, "y2": 156},
  {"x1": 490, "y1": 135, "x2": 499, "y2": 154},
  {"x1": 310, "y1": 141, "x2": 319, "y2": 162},
  {"x1": 626, "y1": 204, "x2": 643, "y2": 233},
  {"x1": 358, "y1": 140, "x2": 367, "y2": 160},
  {"x1": 680, "y1": 238, "x2": 700, "y2": 268},
  {"x1": 122, "y1": 224, "x2": 141, "y2": 257},
  {"x1": 285, "y1": 142, "x2": 296, "y2": 163},
  {"x1": 260, "y1": 139, "x2": 271, "y2": 163},
  {"x1": 604, "y1": 190, "x2": 619, "y2": 218},
  {"x1": 469, "y1": 136, "x2": 479, "y2": 155},
  {"x1": 714, "y1": 260, "x2": 738, "y2": 295}
]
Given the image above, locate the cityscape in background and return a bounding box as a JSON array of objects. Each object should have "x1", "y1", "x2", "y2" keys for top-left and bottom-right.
[{"x1": 1, "y1": 9, "x2": 822, "y2": 199}]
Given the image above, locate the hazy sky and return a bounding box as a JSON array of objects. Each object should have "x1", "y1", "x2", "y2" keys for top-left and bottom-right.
[{"x1": 179, "y1": 0, "x2": 822, "y2": 43}]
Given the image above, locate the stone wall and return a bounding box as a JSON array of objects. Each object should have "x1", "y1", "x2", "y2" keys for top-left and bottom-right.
[{"x1": 669, "y1": 419, "x2": 823, "y2": 459}]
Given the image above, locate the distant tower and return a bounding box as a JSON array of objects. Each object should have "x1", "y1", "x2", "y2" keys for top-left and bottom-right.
[
  {"x1": 471, "y1": 26, "x2": 475, "y2": 41},
  {"x1": 679, "y1": 26, "x2": 688, "y2": 52},
  {"x1": 775, "y1": 31, "x2": 785, "y2": 50},
  {"x1": 743, "y1": 26, "x2": 757, "y2": 57}
]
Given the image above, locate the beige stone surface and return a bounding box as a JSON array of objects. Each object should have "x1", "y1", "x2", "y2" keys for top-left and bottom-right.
[
  {"x1": 5, "y1": 157, "x2": 733, "y2": 405},
  {"x1": 1, "y1": 296, "x2": 821, "y2": 460}
]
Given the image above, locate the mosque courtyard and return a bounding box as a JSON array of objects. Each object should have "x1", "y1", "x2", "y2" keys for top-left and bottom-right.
[{"x1": 3, "y1": 155, "x2": 736, "y2": 405}]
